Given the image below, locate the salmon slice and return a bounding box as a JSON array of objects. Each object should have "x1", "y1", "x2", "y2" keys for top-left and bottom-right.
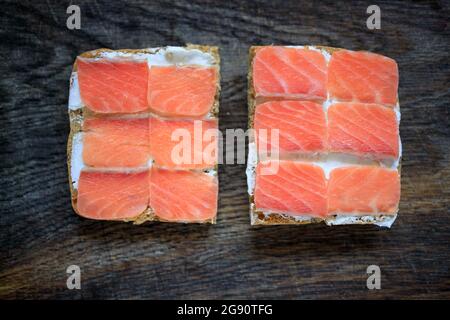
[
  {"x1": 77, "y1": 170, "x2": 149, "y2": 220},
  {"x1": 149, "y1": 118, "x2": 218, "y2": 169},
  {"x1": 252, "y1": 47, "x2": 327, "y2": 101},
  {"x1": 147, "y1": 66, "x2": 217, "y2": 118},
  {"x1": 254, "y1": 100, "x2": 327, "y2": 156},
  {"x1": 328, "y1": 166, "x2": 400, "y2": 214},
  {"x1": 328, "y1": 103, "x2": 399, "y2": 159},
  {"x1": 149, "y1": 168, "x2": 218, "y2": 222},
  {"x1": 77, "y1": 58, "x2": 149, "y2": 113},
  {"x1": 82, "y1": 118, "x2": 150, "y2": 168},
  {"x1": 254, "y1": 161, "x2": 328, "y2": 217},
  {"x1": 327, "y1": 50, "x2": 399, "y2": 106}
]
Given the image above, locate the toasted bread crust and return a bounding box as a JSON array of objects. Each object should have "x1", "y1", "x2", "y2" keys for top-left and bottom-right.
[{"x1": 67, "y1": 45, "x2": 220, "y2": 224}]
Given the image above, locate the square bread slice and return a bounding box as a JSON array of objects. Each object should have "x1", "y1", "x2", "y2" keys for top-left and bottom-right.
[
  {"x1": 67, "y1": 45, "x2": 220, "y2": 224},
  {"x1": 247, "y1": 45, "x2": 401, "y2": 227}
]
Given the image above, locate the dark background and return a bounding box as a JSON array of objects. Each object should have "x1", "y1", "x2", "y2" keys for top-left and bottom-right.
[{"x1": 0, "y1": 0, "x2": 449, "y2": 299}]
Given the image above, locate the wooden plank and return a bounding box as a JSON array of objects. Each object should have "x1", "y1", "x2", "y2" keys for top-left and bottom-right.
[{"x1": 0, "y1": 0, "x2": 449, "y2": 299}]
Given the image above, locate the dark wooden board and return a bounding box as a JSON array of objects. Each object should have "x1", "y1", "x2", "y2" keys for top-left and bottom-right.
[{"x1": 0, "y1": 0, "x2": 449, "y2": 299}]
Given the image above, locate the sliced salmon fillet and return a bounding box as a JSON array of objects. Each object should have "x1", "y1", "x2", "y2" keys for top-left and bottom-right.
[
  {"x1": 328, "y1": 103, "x2": 399, "y2": 159},
  {"x1": 82, "y1": 118, "x2": 149, "y2": 168},
  {"x1": 327, "y1": 50, "x2": 399, "y2": 106},
  {"x1": 252, "y1": 47, "x2": 327, "y2": 101},
  {"x1": 149, "y1": 118, "x2": 218, "y2": 169},
  {"x1": 147, "y1": 66, "x2": 217, "y2": 118},
  {"x1": 254, "y1": 100, "x2": 327, "y2": 156},
  {"x1": 149, "y1": 168, "x2": 218, "y2": 222},
  {"x1": 328, "y1": 166, "x2": 400, "y2": 214},
  {"x1": 254, "y1": 161, "x2": 328, "y2": 217},
  {"x1": 77, "y1": 170, "x2": 149, "y2": 220},
  {"x1": 77, "y1": 58, "x2": 149, "y2": 113}
]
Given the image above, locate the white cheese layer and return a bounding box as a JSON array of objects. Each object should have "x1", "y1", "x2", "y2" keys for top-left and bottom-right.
[
  {"x1": 325, "y1": 214, "x2": 397, "y2": 228},
  {"x1": 70, "y1": 132, "x2": 84, "y2": 189},
  {"x1": 147, "y1": 47, "x2": 216, "y2": 66},
  {"x1": 85, "y1": 46, "x2": 216, "y2": 67},
  {"x1": 246, "y1": 142, "x2": 257, "y2": 195},
  {"x1": 68, "y1": 72, "x2": 82, "y2": 110}
]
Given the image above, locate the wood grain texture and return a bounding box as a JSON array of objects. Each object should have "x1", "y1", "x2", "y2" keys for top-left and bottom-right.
[{"x1": 0, "y1": 0, "x2": 449, "y2": 299}]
